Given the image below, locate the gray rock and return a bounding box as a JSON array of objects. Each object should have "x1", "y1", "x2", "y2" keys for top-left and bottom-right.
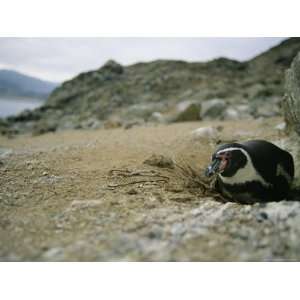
[
  {"x1": 149, "y1": 112, "x2": 166, "y2": 123},
  {"x1": 200, "y1": 99, "x2": 227, "y2": 120},
  {"x1": 103, "y1": 119, "x2": 122, "y2": 129},
  {"x1": 122, "y1": 103, "x2": 165, "y2": 121},
  {"x1": 281, "y1": 52, "x2": 300, "y2": 187},
  {"x1": 256, "y1": 103, "x2": 280, "y2": 118},
  {"x1": 282, "y1": 52, "x2": 300, "y2": 134},
  {"x1": 0, "y1": 148, "x2": 13, "y2": 159},
  {"x1": 275, "y1": 122, "x2": 286, "y2": 132},
  {"x1": 223, "y1": 107, "x2": 240, "y2": 120},
  {"x1": 123, "y1": 119, "x2": 145, "y2": 129},
  {"x1": 172, "y1": 101, "x2": 201, "y2": 122},
  {"x1": 80, "y1": 118, "x2": 103, "y2": 129},
  {"x1": 191, "y1": 126, "x2": 218, "y2": 140},
  {"x1": 42, "y1": 247, "x2": 65, "y2": 261}
]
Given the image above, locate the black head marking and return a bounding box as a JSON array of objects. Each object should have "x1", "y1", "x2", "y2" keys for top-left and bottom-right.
[{"x1": 216, "y1": 147, "x2": 247, "y2": 177}]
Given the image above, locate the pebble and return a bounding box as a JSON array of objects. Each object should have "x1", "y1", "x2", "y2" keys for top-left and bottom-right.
[
  {"x1": 127, "y1": 188, "x2": 138, "y2": 195},
  {"x1": 42, "y1": 247, "x2": 65, "y2": 260}
]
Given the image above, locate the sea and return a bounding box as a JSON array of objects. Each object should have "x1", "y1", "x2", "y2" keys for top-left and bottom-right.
[{"x1": 0, "y1": 98, "x2": 44, "y2": 118}]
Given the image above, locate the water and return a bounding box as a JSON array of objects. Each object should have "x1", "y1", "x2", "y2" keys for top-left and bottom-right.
[{"x1": 0, "y1": 98, "x2": 44, "y2": 118}]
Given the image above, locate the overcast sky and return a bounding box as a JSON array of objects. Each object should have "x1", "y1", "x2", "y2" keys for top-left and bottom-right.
[{"x1": 0, "y1": 38, "x2": 286, "y2": 82}]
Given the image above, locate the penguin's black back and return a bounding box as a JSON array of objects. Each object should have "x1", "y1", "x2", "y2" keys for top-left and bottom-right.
[
  {"x1": 239, "y1": 140, "x2": 294, "y2": 183},
  {"x1": 216, "y1": 140, "x2": 295, "y2": 203}
]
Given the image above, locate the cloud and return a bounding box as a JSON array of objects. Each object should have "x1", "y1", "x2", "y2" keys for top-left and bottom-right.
[{"x1": 0, "y1": 37, "x2": 286, "y2": 82}]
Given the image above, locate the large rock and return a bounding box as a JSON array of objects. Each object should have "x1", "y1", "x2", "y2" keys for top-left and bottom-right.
[
  {"x1": 281, "y1": 52, "x2": 300, "y2": 187},
  {"x1": 282, "y1": 52, "x2": 300, "y2": 135},
  {"x1": 200, "y1": 99, "x2": 227, "y2": 120},
  {"x1": 223, "y1": 104, "x2": 253, "y2": 120},
  {"x1": 172, "y1": 101, "x2": 201, "y2": 122}
]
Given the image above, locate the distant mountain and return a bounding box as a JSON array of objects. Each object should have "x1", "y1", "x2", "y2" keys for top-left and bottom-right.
[{"x1": 0, "y1": 70, "x2": 58, "y2": 99}]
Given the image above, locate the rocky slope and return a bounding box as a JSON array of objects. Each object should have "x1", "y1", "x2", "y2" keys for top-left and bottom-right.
[{"x1": 2, "y1": 38, "x2": 300, "y2": 135}]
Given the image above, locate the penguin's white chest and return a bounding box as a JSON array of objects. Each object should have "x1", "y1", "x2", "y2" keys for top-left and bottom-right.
[{"x1": 219, "y1": 160, "x2": 271, "y2": 187}]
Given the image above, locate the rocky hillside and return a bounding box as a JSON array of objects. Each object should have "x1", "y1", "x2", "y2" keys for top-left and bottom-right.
[{"x1": 2, "y1": 38, "x2": 300, "y2": 135}]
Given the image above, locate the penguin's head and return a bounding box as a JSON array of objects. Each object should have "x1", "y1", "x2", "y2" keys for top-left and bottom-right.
[{"x1": 205, "y1": 143, "x2": 248, "y2": 178}]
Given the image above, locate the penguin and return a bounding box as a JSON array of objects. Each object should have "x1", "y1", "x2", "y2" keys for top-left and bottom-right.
[{"x1": 205, "y1": 140, "x2": 294, "y2": 203}]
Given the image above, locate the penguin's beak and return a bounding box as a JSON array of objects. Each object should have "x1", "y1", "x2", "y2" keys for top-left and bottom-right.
[{"x1": 205, "y1": 158, "x2": 222, "y2": 177}]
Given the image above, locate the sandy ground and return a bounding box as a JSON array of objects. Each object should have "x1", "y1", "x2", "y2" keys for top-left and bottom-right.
[{"x1": 1, "y1": 117, "x2": 291, "y2": 261}]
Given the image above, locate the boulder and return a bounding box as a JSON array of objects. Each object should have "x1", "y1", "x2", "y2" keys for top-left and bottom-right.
[
  {"x1": 172, "y1": 101, "x2": 201, "y2": 122},
  {"x1": 200, "y1": 99, "x2": 227, "y2": 120},
  {"x1": 281, "y1": 52, "x2": 300, "y2": 187},
  {"x1": 282, "y1": 52, "x2": 300, "y2": 135}
]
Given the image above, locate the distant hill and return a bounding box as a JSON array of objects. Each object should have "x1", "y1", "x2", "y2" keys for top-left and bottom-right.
[{"x1": 0, "y1": 70, "x2": 58, "y2": 99}]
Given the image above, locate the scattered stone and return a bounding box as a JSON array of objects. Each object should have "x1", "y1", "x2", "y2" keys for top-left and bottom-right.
[
  {"x1": 123, "y1": 119, "x2": 144, "y2": 129},
  {"x1": 258, "y1": 201, "x2": 299, "y2": 222},
  {"x1": 165, "y1": 186, "x2": 184, "y2": 193},
  {"x1": 256, "y1": 103, "x2": 280, "y2": 118},
  {"x1": 255, "y1": 212, "x2": 269, "y2": 222},
  {"x1": 80, "y1": 118, "x2": 103, "y2": 129},
  {"x1": 69, "y1": 199, "x2": 104, "y2": 210},
  {"x1": 144, "y1": 195, "x2": 159, "y2": 209},
  {"x1": 104, "y1": 119, "x2": 122, "y2": 129},
  {"x1": 32, "y1": 121, "x2": 57, "y2": 136},
  {"x1": 169, "y1": 195, "x2": 194, "y2": 202},
  {"x1": 143, "y1": 154, "x2": 174, "y2": 169},
  {"x1": 147, "y1": 226, "x2": 163, "y2": 239},
  {"x1": 42, "y1": 247, "x2": 65, "y2": 261},
  {"x1": 223, "y1": 107, "x2": 240, "y2": 120},
  {"x1": 275, "y1": 122, "x2": 286, "y2": 131},
  {"x1": 149, "y1": 112, "x2": 166, "y2": 123},
  {"x1": 127, "y1": 188, "x2": 138, "y2": 195},
  {"x1": 0, "y1": 148, "x2": 13, "y2": 159},
  {"x1": 191, "y1": 126, "x2": 218, "y2": 140}
]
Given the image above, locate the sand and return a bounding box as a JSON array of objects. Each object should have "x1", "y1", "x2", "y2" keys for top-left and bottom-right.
[{"x1": 0, "y1": 118, "x2": 287, "y2": 261}]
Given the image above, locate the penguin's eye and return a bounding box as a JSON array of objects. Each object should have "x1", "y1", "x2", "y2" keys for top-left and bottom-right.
[
  {"x1": 217, "y1": 151, "x2": 232, "y2": 161},
  {"x1": 224, "y1": 151, "x2": 232, "y2": 159}
]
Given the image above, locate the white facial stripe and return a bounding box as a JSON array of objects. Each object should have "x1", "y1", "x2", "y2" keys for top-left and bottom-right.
[
  {"x1": 217, "y1": 147, "x2": 245, "y2": 155},
  {"x1": 217, "y1": 147, "x2": 272, "y2": 187}
]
